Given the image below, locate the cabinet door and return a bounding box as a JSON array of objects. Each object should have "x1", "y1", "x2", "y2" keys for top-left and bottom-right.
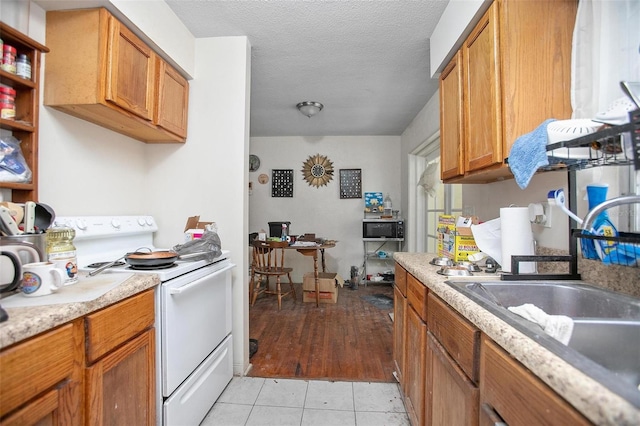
[
  {"x1": 106, "y1": 16, "x2": 156, "y2": 121},
  {"x1": 439, "y1": 50, "x2": 464, "y2": 181},
  {"x1": 393, "y1": 284, "x2": 407, "y2": 386},
  {"x1": 86, "y1": 328, "x2": 156, "y2": 426},
  {"x1": 0, "y1": 321, "x2": 83, "y2": 425},
  {"x1": 463, "y1": 2, "x2": 502, "y2": 173},
  {"x1": 480, "y1": 337, "x2": 590, "y2": 426},
  {"x1": 155, "y1": 58, "x2": 189, "y2": 138},
  {"x1": 405, "y1": 305, "x2": 427, "y2": 426},
  {"x1": 427, "y1": 332, "x2": 478, "y2": 426}
]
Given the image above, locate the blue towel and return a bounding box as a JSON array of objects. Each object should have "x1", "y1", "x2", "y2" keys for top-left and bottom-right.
[{"x1": 508, "y1": 119, "x2": 556, "y2": 189}]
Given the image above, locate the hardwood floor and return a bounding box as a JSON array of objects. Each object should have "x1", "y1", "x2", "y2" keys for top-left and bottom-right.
[{"x1": 248, "y1": 281, "x2": 395, "y2": 382}]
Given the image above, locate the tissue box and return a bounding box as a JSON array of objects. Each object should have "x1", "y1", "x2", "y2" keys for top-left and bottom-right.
[{"x1": 437, "y1": 215, "x2": 480, "y2": 261}]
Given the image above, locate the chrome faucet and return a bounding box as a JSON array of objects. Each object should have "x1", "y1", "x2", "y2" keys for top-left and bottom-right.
[{"x1": 581, "y1": 194, "x2": 640, "y2": 233}]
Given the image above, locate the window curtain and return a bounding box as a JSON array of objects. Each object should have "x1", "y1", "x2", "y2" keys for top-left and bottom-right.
[{"x1": 571, "y1": 0, "x2": 640, "y2": 119}]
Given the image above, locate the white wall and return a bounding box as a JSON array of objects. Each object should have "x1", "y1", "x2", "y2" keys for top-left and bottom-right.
[
  {"x1": 429, "y1": 0, "x2": 491, "y2": 77},
  {"x1": 8, "y1": 0, "x2": 251, "y2": 375},
  {"x1": 249, "y1": 136, "x2": 401, "y2": 281}
]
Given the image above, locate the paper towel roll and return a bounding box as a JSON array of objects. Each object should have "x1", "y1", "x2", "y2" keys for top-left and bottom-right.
[{"x1": 500, "y1": 207, "x2": 536, "y2": 273}]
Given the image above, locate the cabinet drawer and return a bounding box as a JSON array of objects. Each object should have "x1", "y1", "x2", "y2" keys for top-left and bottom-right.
[
  {"x1": 394, "y1": 263, "x2": 407, "y2": 296},
  {"x1": 86, "y1": 289, "x2": 155, "y2": 363},
  {"x1": 0, "y1": 321, "x2": 80, "y2": 417},
  {"x1": 480, "y1": 337, "x2": 591, "y2": 425},
  {"x1": 427, "y1": 293, "x2": 479, "y2": 382},
  {"x1": 407, "y1": 273, "x2": 427, "y2": 322}
]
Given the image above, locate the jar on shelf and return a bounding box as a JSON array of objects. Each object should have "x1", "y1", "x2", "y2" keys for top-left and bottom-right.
[
  {"x1": 46, "y1": 227, "x2": 78, "y2": 285},
  {"x1": 0, "y1": 86, "x2": 16, "y2": 120},
  {"x1": 1, "y1": 44, "x2": 17, "y2": 74},
  {"x1": 16, "y1": 54, "x2": 31, "y2": 79}
]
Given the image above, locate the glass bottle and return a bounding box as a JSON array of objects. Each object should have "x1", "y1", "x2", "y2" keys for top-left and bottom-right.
[{"x1": 46, "y1": 227, "x2": 78, "y2": 285}]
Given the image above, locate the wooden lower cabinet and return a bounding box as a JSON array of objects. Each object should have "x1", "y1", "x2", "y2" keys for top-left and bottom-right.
[
  {"x1": 393, "y1": 284, "x2": 407, "y2": 386},
  {"x1": 0, "y1": 290, "x2": 156, "y2": 426},
  {"x1": 393, "y1": 269, "x2": 595, "y2": 426},
  {"x1": 427, "y1": 332, "x2": 478, "y2": 426},
  {"x1": 0, "y1": 321, "x2": 84, "y2": 425},
  {"x1": 479, "y1": 337, "x2": 590, "y2": 426},
  {"x1": 84, "y1": 290, "x2": 156, "y2": 425},
  {"x1": 405, "y1": 304, "x2": 427, "y2": 426},
  {"x1": 86, "y1": 329, "x2": 155, "y2": 426}
]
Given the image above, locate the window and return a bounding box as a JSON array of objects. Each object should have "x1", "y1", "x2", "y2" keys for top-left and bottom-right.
[{"x1": 408, "y1": 132, "x2": 462, "y2": 253}]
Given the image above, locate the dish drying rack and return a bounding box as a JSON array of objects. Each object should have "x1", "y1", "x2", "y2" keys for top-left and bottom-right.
[
  {"x1": 542, "y1": 109, "x2": 640, "y2": 171},
  {"x1": 505, "y1": 109, "x2": 640, "y2": 279}
]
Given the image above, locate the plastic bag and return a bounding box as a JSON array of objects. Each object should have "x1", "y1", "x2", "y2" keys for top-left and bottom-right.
[
  {"x1": 172, "y1": 225, "x2": 222, "y2": 262},
  {"x1": 0, "y1": 135, "x2": 31, "y2": 183}
]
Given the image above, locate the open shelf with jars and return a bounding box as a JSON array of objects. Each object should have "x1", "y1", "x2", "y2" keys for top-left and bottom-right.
[{"x1": 0, "y1": 22, "x2": 49, "y2": 202}]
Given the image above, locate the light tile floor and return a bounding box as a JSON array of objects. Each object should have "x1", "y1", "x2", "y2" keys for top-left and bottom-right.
[{"x1": 200, "y1": 377, "x2": 410, "y2": 426}]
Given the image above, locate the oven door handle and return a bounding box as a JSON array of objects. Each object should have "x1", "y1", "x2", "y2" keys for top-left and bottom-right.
[{"x1": 168, "y1": 264, "x2": 234, "y2": 295}]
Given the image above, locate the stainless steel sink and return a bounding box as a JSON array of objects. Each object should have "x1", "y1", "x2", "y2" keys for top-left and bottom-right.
[
  {"x1": 444, "y1": 279, "x2": 640, "y2": 406},
  {"x1": 569, "y1": 319, "x2": 640, "y2": 389},
  {"x1": 450, "y1": 281, "x2": 640, "y2": 319}
]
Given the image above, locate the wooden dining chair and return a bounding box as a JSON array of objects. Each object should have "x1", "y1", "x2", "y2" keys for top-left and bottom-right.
[{"x1": 250, "y1": 240, "x2": 296, "y2": 310}]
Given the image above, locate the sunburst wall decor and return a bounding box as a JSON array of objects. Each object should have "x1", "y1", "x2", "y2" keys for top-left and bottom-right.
[{"x1": 301, "y1": 154, "x2": 334, "y2": 188}]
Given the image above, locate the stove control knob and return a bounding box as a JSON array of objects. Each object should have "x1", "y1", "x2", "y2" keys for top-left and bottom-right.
[
  {"x1": 111, "y1": 219, "x2": 121, "y2": 229},
  {"x1": 145, "y1": 217, "x2": 154, "y2": 226},
  {"x1": 138, "y1": 217, "x2": 146, "y2": 226},
  {"x1": 76, "y1": 219, "x2": 87, "y2": 230}
]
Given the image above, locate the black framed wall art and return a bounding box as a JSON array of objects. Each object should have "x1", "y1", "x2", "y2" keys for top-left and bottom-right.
[
  {"x1": 339, "y1": 168, "x2": 362, "y2": 199},
  {"x1": 271, "y1": 169, "x2": 294, "y2": 197}
]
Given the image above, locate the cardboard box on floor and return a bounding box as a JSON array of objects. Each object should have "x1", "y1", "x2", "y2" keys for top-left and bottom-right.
[
  {"x1": 302, "y1": 272, "x2": 344, "y2": 304},
  {"x1": 437, "y1": 215, "x2": 480, "y2": 261}
]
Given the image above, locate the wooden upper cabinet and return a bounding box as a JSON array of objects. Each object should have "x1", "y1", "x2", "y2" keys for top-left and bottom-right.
[
  {"x1": 439, "y1": 0, "x2": 576, "y2": 184},
  {"x1": 155, "y1": 58, "x2": 189, "y2": 138},
  {"x1": 106, "y1": 17, "x2": 156, "y2": 121},
  {"x1": 45, "y1": 8, "x2": 188, "y2": 143},
  {"x1": 439, "y1": 50, "x2": 464, "y2": 181},
  {"x1": 463, "y1": 4, "x2": 501, "y2": 175}
]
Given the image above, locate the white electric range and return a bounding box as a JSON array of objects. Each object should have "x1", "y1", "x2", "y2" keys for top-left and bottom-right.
[{"x1": 55, "y1": 216, "x2": 235, "y2": 426}]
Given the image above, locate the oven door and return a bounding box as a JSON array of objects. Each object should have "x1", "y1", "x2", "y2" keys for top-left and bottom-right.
[{"x1": 160, "y1": 261, "x2": 234, "y2": 396}]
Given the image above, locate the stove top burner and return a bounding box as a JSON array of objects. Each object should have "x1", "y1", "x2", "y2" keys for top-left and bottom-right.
[{"x1": 127, "y1": 263, "x2": 178, "y2": 271}]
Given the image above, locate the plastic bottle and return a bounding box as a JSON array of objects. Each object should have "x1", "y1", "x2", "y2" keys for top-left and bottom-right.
[
  {"x1": 383, "y1": 194, "x2": 393, "y2": 216},
  {"x1": 281, "y1": 223, "x2": 288, "y2": 241},
  {"x1": 46, "y1": 227, "x2": 78, "y2": 285},
  {"x1": 585, "y1": 184, "x2": 618, "y2": 260}
]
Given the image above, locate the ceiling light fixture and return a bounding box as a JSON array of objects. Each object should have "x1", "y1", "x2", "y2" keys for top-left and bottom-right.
[{"x1": 297, "y1": 101, "x2": 324, "y2": 118}]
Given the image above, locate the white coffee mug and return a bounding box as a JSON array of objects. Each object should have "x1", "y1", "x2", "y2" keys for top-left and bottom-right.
[{"x1": 21, "y1": 262, "x2": 65, "y2": 297}]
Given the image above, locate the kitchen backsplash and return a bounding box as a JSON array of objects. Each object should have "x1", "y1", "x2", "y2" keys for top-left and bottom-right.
[{"x1": 538, "y1": 246, "x2": 640, "y2": 298}]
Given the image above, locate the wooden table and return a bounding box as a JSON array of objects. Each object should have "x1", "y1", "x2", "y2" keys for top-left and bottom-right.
[{"x1": 286, "y1": 243, "x2": 336, "y2": 307}]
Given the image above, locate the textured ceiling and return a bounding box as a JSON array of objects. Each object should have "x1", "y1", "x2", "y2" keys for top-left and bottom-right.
[{"x1": 165, "y1": 0, "x2": 449, "y2": 137}]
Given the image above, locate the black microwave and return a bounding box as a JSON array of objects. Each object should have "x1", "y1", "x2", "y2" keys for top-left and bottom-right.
[{"x1": 363, "y1": 219, "x2": 404, "y2": 240}]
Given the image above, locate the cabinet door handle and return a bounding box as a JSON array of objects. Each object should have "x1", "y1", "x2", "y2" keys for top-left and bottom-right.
[{"x1": 481, "y1": 403, "x2": 508, "y2": 426}]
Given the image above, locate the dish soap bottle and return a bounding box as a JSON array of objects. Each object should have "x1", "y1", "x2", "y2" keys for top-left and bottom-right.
[{"x1": 585, "y1": 184, "x2": 618, "y2": 260}]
